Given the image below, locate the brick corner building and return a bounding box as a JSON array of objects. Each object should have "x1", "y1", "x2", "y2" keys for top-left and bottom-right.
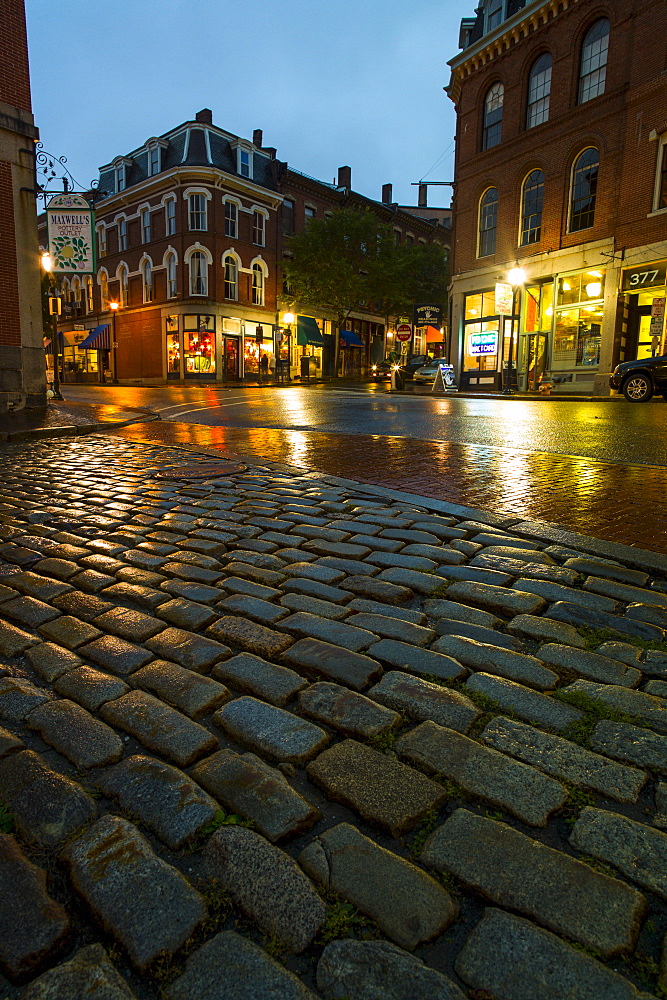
[
  {"x1": 447, "y1": 0, "x2": 667, "y2": 395},
  {"x1": 0, "y1": 0, "x2": 46, "y2": 412}
]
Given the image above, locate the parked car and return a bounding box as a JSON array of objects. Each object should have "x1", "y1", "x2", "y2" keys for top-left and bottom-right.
[
  {"x1": 369, "y1": 361, "x2": 393, "y2": 380},
  {"x1": 397, "y1": 355, "x2": 430, "y2": 380},
  {"x1": 609, "y1": 355, "x2": 667, "y2": 401},
  {"x1": 413, "y1": 360, "x2": 456, "y2": 386}
]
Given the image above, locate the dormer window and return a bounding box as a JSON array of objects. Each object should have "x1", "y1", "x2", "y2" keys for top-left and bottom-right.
[
  {"x1": 239, "y1": 149, "x2": 252, "y2": 178},
  {"x1": 115, "y1": 164, "x2": 126, "y2": 192},
  {"x1": 487, "y1": 0, "x2": 503, "y2": 31},
  {"x1": 149, "y1": 147, "x2": 161, "y2": 176}
]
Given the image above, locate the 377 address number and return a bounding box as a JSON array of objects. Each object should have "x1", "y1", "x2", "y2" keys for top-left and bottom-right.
[{"x1": 628, "y1": 270, "x2": 660, "y2": 286}]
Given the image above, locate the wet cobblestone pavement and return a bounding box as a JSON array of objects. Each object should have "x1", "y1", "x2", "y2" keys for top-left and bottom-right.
[
  {"x1": 114, "y1": 420, "x2": 667, "y2": 556},
  {"x1": 3, "y1": 435, "x2": 667, "y2": 998}
]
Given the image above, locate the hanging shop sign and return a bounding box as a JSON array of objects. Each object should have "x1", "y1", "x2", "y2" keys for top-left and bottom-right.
[
  {"x1": 469, "y1": 330, "x2": 498, "y2": 355},
  {"x1": 495, "y1": 282, "x2": 513, "y2": 317},
  {"x1": 46, "y1": 193, "x2": 95, "y2": 274},
  {"x1": 622, "y1": 260, "x2": 667, "y2": 292},
  {"x1": 414, "y1": 304, "x2": 442, "y2": 328},
  {"x1": 396, "y1": 323, "x2": 412, "y2": 342}
]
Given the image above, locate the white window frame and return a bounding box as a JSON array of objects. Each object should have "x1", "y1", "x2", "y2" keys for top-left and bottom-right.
[
  {"x1": 185, "y1": 243, "x2": 212, "y2": 297},
  {"x1": 149, "y1": 146, "x2": 160, "y2": 176},
  {"x1": 223, "y1": 197, "x2": 239, "y2": 238},
  {"x1": 118, "y1": 217, "x2": 128, "y2": 252},
  {"x1": 163, "y1": 247, "x2": 178, "y2": 299},
  {"x1": 252, "y1": 208, "x2": 267, "y2": 246},
  {"x1": 97, "y1": 223, "x2": 107, "y2": 257},
  {"x1": 251, "y1": 257, "x2": 268, "y2": 307},
  {"x1": 98, "y1": 269, "x2": 109, "y2": 310},
  {"x1": 578, "y1": 19, "x2": 610, "y2": 105},
  {"x1": 223, "y1": 250, "x2": 240, "y2": 301},
  {"x1": 652, "y1": 133, "x2": 667, "y2": 214},
  {"x1": 115, "y1": 164, "x2": 126, "y2": 192},
  {"x1": 140, "y1": 256, "x2": 153, "y2": 304},
  {"x1": 183, "y1": 187, "x2": 211, "y2": 232},
  {"x1": 86, "y1": 276, "x2": 94, "y2": 313},
  {"x1": 164, "y1": 195, "x2": 177, "y2": 236},
  {"x1": 239, "y1": 149, "x2": 252, "y2": 178},
  {"x1": 140, "y1": 207, "x2": 151, "y2": 244}
]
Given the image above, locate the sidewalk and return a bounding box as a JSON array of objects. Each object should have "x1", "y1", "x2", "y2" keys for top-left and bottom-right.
[
  {"x1": 0, "y1": 400, "x2": 157, "y2": 442},
  {"x1": 0, "y1": 430, "x2": 666, "y2": 999}
]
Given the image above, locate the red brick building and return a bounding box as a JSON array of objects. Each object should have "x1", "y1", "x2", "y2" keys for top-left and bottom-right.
[
  {"x1": 448, "y1": 0, "x2": 667, "y2": 394},
  {"x1": 43, "y1": 111, "x2": 449, "y2": 384},
  {"x1": 0, "y1": 0, "x2": 46, "y2": 410}
]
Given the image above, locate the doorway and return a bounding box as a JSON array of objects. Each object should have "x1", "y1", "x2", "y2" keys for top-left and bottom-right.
[
  {"x1": 223, "y1": 337, "x2": 239, "y2": 381},
  {"x1": 520, "y1": 333, "x2": 548, "y2": 391}
]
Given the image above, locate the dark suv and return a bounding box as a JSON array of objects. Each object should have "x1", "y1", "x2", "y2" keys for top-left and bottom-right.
[{"x1": 609, "y1": 355, "x2": 667, "y2": 401}]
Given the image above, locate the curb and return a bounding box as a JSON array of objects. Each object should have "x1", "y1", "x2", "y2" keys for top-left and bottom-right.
[{"x1": 0, "y1": 412, "x2": 160, "y2": 443}]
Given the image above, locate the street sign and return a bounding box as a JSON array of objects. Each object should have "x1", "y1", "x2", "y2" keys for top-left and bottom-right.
[
  {"x1": 46, "y1": 193, "x2": 95, "y2": 274},
  {"x1": 622, "y1": 261, "x2": 667, "y2": 292},
  {"x1": 396, "y1": 323, "x2": 412, "y2": 342},
  {"x1": 495, "y1": 282, "x2": 513, "y2": 317}
]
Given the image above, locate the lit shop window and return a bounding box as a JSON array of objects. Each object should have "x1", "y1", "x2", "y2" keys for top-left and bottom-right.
[
  {"x1": 184, "y1": 314, "x2": 215, "y2": 374},
  {"x1": 463, "y1": 291, "x2": 501, "y2": 370},
  {"x1": 552, "y1": 269, "x2": 605, "y2": 369}
]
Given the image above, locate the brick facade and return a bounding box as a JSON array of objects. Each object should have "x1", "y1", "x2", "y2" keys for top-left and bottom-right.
[{"x1": 448, "y1": 0, "x2": 667, "y2": 395}]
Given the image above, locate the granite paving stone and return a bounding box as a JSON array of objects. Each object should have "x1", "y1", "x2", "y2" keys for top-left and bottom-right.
[
  {"x1": 218, "y1": 575, "x2": 283, "y2": 601},
  {"x1": 598, "y1": 640, "x2": 645, "y2": 665},
  {"x1": 432, "y1": 617, "x2": 522, "y2": 649},
  {"x1": 306, "y1": 739, "x2": 446, "y2": 836},
  {"x1": 101, "y1": 581, "x2": 170, "y2": 611},
  {"x1": 27, "y1": 698, "x2": 124, "y2": 769},
  {"x1": 280, "y1": 576, "x2": 353, "y2": 603},
  {"x1": 191, "y1": 748, "x2": 321, "y2": 841},
  {"x1": 38, "y1": 616, "x2": 102, "y2": 650},
  {"x1": 279, "y1": 592, "x2": 352, "y2": 620},
  {"x1": 222, "y1": 550, "x2": 286, "y2": 571},
  {"x1": 163, "y1": 931, "x2": 318, "y2": 1000},
  {"x1": 63, "y1": 815, "x2": 206, "y2": 971},
  {"x1": 51, "y1": 589, "x2": 114, "y2": 621},
  {"x1": 547, "y1": 602, "x2": 665, "y2": 641},
  {"x1": 424, "y1": 809, "x2": 645, "y2": 957},
  {"x1": 399, "y1": 543, "x2": 467, "y2": 565},
  {"x1": 378, "y1": 528, "x2": 439, "y2": 544},
  {"x1": 538, "y1": 642, "x2": 643, "y2": 687},
  {"x1": 511, "y1": 578, "x2": 619, "y2": 612},
  {"x1": 2, "y1": 596, "x2": 60, "y2": 628},
  {"x1": 222, "y1": 561, "x2": 284, "y2": 587},
  {"x1": 478, "y1": 545, "x2": 555, "y2": 565},
  {"x1": 300, "y1": 822, "x2": 458, "y2": 949},
  {"x1": 481, "y1": 716, "x2": 647, "y2": 802},
  {"x1": 54, "y1": 665, "x2": 130, "y2": 711},
  {"x1": 423, "y1": 598, "x2": 502, "y2": 627},
  {"x1": 0, "y1": 621, "x2": 41, "y2": 657},
  {"x1": 146, "y1": 627, "x2": 231, "y2": 671},
  {"x1": 281, "y1": 560, "x2": 346, "y2": 584},
  {"x1": 275, "y1": 547, "x2": 317, "y2": 563},
  {"x1": 131, "y1": 659, "x2": 231, "y2": 717},
  {"x1": 590, "y1": 718, "x2": 667, "y2": 773},
  {"x1": 366, "y1": 637, "x2": 466, "y2": 681},
  {"x1": 431, "y1": 635, "x2": 558, "y2": 690},
  {"x1": 0, "y1": 834, "x2": 70, "y2": 981},
  {"x1": 369, "y1": 671, "x2": 482, "y2": 732},
  {"x1": 160, "y1": 561, "x2": 223, "y2": 585},
  {"x1": 296, "y1": 524, "x2": 349, "y2": 541},
  {"x1": 399, "y1": 721, "x2": 567, "y2": 825},
  {"x1": 344, "y1": 612, "x2": 435, "y2": 646},
  {"x1": 560, "y1": 557, "x2": 649, "y2": 584},
  {"x1": 366, "y1": 551, "x2": 437, "y2": 572},
  {"x1": 435, "y1": 565, "x2": 515, "y2": 586},
  {"x1": 217, "y1": 593, "x2": 288, "y2": 625},
  {"x1": 278, "y1": 611, "x2": 378, "y2": 652},
  {"x1": 115, "y1": 567, "x2": 166, "y2": 589},
  {"x1": 80, "y1": 635, "x2": 153, "y2": 676},
  {"x1": 455, "y1": 908, "x2": 655, "y2": 1000},
  {"x1": 348, "y1": 598, "x2": 426, "y2": 624},
  {"x1": 91, "y1": 607, "x2": 165, "y2": 643},
  {"x1": 584, "y1": 576, "x2": 667, "y2": 608},
  {"x1": 80, "y1": 554, "x2": 126, "y2": 575},
  {"x1": 96, "y1": 754, "x2": 218, "y2": 849},
  {"x1": 21, "y1": 943, "x2": 139, "y2": 1000},
  {"x1": 282, "y1": 638, "x2": 382, "y2": 690},
  {"x1": 317, "y1": 940, "x2": 466, "y2": 1000},
  {"x1": 298, "y1": 681, "x2": 401, "y2": 738},
  {"x1": 571, "y1": 806, "x2": 667, "y2": 899},
  {"x1": 214, "y1": 695, "x2": 329, "y2": 763},
  {"x1": 158, "y1": 579, "x2": 223, "y2": 604},
  {"x1": 212, "y1": 651, "x2": 307, "y2": 706},
  {"x1": 563, "y1": 679, "x2": 667, "y2": 732},
  {"x1": 317, "y1": 555, "x2": 380, "y2": 576},
  {"x1": 0, "y1": 726, "x2": 23, "y2": 758},
  {"x1": 336, "y1": 574, "x2": 411, "y2": 603},
  {"x1": 446, "y1": 581, "x2": 546, "y2": 616},
  {"x1": 204, "y1": 825, "x2": 325, "y2": 951},
  {"x1": 0, "y1": 678, "x2": 50, "y2": 721},
  {"x1": 465, "y1": 672, "x2": 585, "y2": 731},
  {"x1": 507, "y1": 613, "x2": 588, "y2": 648},
  {"x1": 154, "y1": 597, "x2": 219, "y2": 631},
  {"x1": 0, "y1": 749, "x2": 96, "y2": 846},
  {"x1": 25, "y1": 642, "x2": 81, "y2": 682},
  {"x1": 626, "y1": 604, "x2": 667, "y2": 628},
  {"x1": 33, "y1": 558, "x2": 79, "y2": 580},
  {"x1": 101, "y1": 690, "x2": 217, "y2": 766},
  {"x1": 349, "y1": 533, "x2": 404, "y2": 552},
  {"x1": 207, "y1": 615, "x2": 294, "y2": 657}
]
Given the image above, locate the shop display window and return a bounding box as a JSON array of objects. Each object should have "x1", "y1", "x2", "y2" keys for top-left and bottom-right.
[
  {"x1": 524, "y1": 282, "x2": 554, "y2": 333},
  {"x1": 553, "y1": 306, "x2": 602, "y2": 368},
  {"x1": 464, "y1": 321, "x2": 500, "y2": 369},
  {"x1": 556, "y1": 270, "x2": 604, "y2": 307},
  {"x1": 244, "y1": 324, "x2": 274, "y2": 374},
  {"x1": 184, "y1": 315, "x2": 215, "y2": 375},
  {"x1": 166, "y1": 333, "x2": 180, "y2": 373}
]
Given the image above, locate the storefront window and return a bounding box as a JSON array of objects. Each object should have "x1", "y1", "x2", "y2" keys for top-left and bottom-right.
[
  {"x1": 244, "y1": 323, "x2": 274, "y2": 375},
  {"x1": 557, "y1": 270, "x2": 604, "y2": 307},
  {"x1": 524, "y1": 282, "x2": 554, "y2": 333},
  {"x1": 552, "y1": 269, "x2": 604, "y2": 370},
  {"x1": 166, "y1": 333, "x2": 180, "y2": 373},
  {"x1": 465, "y1": 291, "x2": 496, "y2": 320},
  {"x1": 464, "y1": 320, "x2": 500, "y2": 370},
  {"x1": 183, "y1": 315, "x2": 215, "y2": 375}
]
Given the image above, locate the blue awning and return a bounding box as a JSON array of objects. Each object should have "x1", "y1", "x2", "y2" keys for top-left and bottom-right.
[
  {"x1": 77, "y1": 324, "x2": 111, "y2": 350},
  {"x1": 339, "y1": 328, "x2": 364, "y2": 347},
  {"x1": 296, "y1": 316, "x2": 324, "y2": 347}
]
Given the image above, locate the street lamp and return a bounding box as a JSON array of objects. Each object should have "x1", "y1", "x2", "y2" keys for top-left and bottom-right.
[
  {"x1": 41, "y1": 252, "x2": 64, "y2": 400},
  {"x1": 504, "y1": 267, "x2": 526, "y2": 395},
  {"x1": 109, "y1": 301, "x2": 119, "y2": 384}
]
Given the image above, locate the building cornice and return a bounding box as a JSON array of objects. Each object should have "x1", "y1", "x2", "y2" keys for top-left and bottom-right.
[{"x1": 96, "y1": 166, "x2": 282, "y2": 214}]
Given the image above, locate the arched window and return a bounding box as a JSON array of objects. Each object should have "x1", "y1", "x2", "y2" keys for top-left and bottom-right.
[
  {"x1": 527, "y1": 54, "x2": 552, "y2": 128},
  {"x1": 189, "y1": 251, "x2": 208, "y2": 296},
  {"x1": 166, "y1": 253, "x2": 177, "y2": 298},
  {"x1": 86, "y1": 276, "x2": 93, "y2": 313},
  {"x1": 224, "y1": 254, "x2": 238, "y2": 300},
  {"x1": 252, "y1": 263, "x2": 265, "y2": 306},
  {"x1": 520, "y1": 170, "x2": 545, "y2": 245},
  {"x1": 478, "y1": 188, "x2": 498, "y2": 256},
  {"x1": 71, "y1": 277, "x2": 81, "y2": 304},
  {"x1": 142, "y1": 259, "x2": 153, "y2": 303},
  {"x1": 118, "y1": 265, "x2": 129, "y2": 306},
  {"x1": 569, "y1": 148, "x2": 599, "y2": 232},
  {"x1": 578, "y1": 19, "x2": 610, "y2": 104},
  {"x1": 99, "y1": 272, "x2": 108, "y2": 310},
  {"x1": 482, "y1": 83, "x2": 504, "y2": 150}
]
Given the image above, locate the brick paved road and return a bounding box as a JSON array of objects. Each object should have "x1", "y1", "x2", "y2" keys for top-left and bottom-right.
[
  {"x1": 114, "y1": 420, "x2": 667, "y2": 556},
  {"x1": 1, "y1": 435, "x2": 667, "y2": 998}
]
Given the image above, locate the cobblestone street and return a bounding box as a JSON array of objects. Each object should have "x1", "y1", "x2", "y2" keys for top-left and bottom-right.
[
  {"x1": 115, "y1": 419, "x2": 667, "y2": 556},
  {"x1": 2, "y1": 433, "x2": 667, "y2": 998}
]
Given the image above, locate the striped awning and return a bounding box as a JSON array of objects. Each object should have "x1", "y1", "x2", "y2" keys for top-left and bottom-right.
[{"x1": 77, "y1": 324, "x2": 111, "y2": 350}]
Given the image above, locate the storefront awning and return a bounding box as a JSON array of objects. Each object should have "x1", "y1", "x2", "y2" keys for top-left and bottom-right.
[
  {"x1": 339, "y1": 329, "x2": 364, "y2": 347},
  {"x1": 296, "y1": 316, "x2": 324, "y2": 346},
  {"x1": 425, "y1": 325, "x2": 444, "y2": 343},
  {"x1": 77, "y1": 324, "x2": 111, "y2": 350}
]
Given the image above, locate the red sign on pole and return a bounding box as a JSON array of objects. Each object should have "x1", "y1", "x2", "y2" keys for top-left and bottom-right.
[{"x1": 396, "y1": 323, "x2": 412, "y2": 342}]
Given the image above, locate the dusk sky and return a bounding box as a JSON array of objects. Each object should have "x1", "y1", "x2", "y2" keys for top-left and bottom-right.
[{"x1": 25, "y1": 0, "x2": 467, "y2": 210}]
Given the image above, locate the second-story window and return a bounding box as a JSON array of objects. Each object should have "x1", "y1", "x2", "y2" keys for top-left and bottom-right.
[
  {"x1": 119, "y1": 265, "x2": 129, "y2": 306},
  {"x1": 527, "y1": 54, "x2": 552, "y2": 128},
  {"x1": 252, "y1": 263, "x2": 265, "y2": 306},
  {"x1": 98, "y1": 226, "x2": 107, "y2": 257},
  {"x1": 482, "y1": 83, "x2": 504, "y2": 150},
  {"x1": 225, "y1": 201, "x2": 238, "y2": 238},
  {"x1": 569, "y1": 148, "x2": 599, "y2": 232},
  {"x1": 166, "y1": 198, "x2": 176, "y2": 236},
  {"x1": 189, "y1": 193, "x2": 207, "y2": 231},
  {"x1": 100, "y1": 272, "x2": 109, "y2": 309},
  {"x1": 167, "y1": 253, "x2": 177, "y2": 298},
  {"x1": 253, "y1": 211, "x2": 265, "y2": 246},
  {"x1": 224, "y1": 255, "x2": 238, "y2": 300},
  {"x1": 578, "y1": 19, "x2": 610, "y2": 104},
  {"x1": 478, "y1": 187, "x2": 498, "y2": 257},
  {"x1": 142, "y1": 260, "x2": 153, "y2": 303},
  {"x1": 141, "y1": 208, "x2": 151, "y2": 244},
  {"x1": 520, "y1": 170, "x2": 545, "y2": 245},
  {"x1": 282, "y1": 199, "x2": 295, "y2": 235},
  {"x1": 189, "y1": 251, "x2": 208, "y2": 296},
  {"x1": 118, "y1": 218, "x2": 127, "y2": 251}
]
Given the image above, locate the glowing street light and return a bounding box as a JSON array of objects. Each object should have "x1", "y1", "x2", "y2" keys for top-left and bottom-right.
[{"x1": 109, "y1": 301, "x2": 119, "y2": 384}]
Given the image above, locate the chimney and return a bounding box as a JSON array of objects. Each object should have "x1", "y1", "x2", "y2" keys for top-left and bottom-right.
[
  {"x1": 337, "y1": 165, "x2": 351, "y2": 189},
  {"x1": 418, "y1": 183, "x2": 428, "y2": 207},
  {"x1": 195, "y1": 109, "x2": 213, "y2": 125},
  {"x1": 382, "y1": 183, "x2": 393, "y2": 204},
  {"x1": 253, "y1": 129, "x2": 263, "y2": 148}
]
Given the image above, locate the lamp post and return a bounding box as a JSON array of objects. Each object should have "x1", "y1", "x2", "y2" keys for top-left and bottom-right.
[
  {"x1": 41, "y1": 252, "x2": 64, "y2": 400},
  {"x1": 109, "y1": 301, "x2": 119, "y2": 383},
  {"x1": 504, "y1": 267, "x2": 526, "y2": 395},
  {"x1": 282, "y1": 312, "x2": 294, "y2": 381}
]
